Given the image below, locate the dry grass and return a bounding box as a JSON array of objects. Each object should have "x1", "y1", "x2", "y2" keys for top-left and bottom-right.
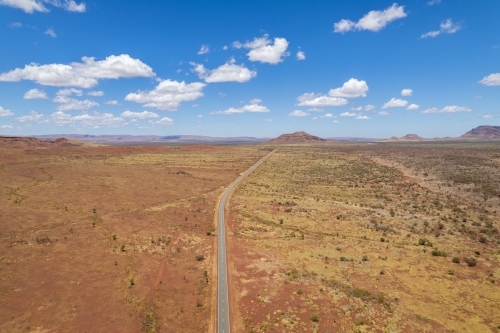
[
  {"x1": 0, "y1": 144, "x2": 268, "y2": 333},
  {"x1": 227, "y1": 143, "x2": 500, "y2": 332}
]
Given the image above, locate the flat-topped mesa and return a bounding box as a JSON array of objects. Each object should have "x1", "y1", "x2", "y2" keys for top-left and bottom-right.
[
  {"x1": 461, "y1": 126, "x2": 500, "y2": 139},
  {"x1": 267, "y1": 131, "x2": 327, "y2": 144}
]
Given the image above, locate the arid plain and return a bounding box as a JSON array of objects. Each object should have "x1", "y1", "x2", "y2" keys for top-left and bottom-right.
[{"x1": 1, "y1": 139, "x2": 500, "y2": 332}]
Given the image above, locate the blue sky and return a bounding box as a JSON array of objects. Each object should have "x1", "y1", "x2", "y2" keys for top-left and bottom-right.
[{"x1": 0, "y1": 0, "x2": 499, "y2": 138}]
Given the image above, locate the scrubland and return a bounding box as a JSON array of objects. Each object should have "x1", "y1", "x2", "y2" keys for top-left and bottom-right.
[
  {"x1": 227, "y1": 143, "x2": 500, "y2": 332},
  {"x1": 0, "y1": 144, "x2": 268, "y2": 333}
]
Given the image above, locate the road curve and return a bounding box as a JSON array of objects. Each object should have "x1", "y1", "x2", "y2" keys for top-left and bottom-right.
[{"x1": 217, "y1": 149, "x2": 276, "y2": 333}]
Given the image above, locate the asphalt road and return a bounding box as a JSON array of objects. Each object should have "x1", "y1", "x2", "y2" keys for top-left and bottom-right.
[{"x1": 217, "y1": 150, "x2": 276, "y2": 333}]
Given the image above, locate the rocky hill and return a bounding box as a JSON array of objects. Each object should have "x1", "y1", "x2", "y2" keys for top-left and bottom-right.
[
  {"x1": 461, "y1": 126, "x2": 500, "y2": 139},
  {"x1": 382, "y1": 134, "x2": 424, "y2": 142},
  {"x1": 0, "y1": 136, "x2": 80, "y2": 148},
  {"x1": 267, "y1": 131, "x2": 327, "y2": 144}
]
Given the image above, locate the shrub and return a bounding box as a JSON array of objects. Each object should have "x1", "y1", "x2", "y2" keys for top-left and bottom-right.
[
  {"x1": 296, "y1": 289, "x2": 303, "y2": 295},
  {"x1": 463, "y1": 257, "x2": 477, "y2": 267},
  {"x1": 431, "y1": 250, "x2": 448, "y2": 257},
  {"x1": 418, "y1": 238, "x2": 433, "y2": 247},
  {"x1": 310, "y1": 313, "x2": 319, "y2": 322},
  {"x1": 362, "y1": 255, "x2": 368, "y2": 262},
  {"x1": 196, "y1": 255, "x2": 205, "y2": 261},
  {"x1": 479, "y1": 236, "x2": 487, "y2": 244},
  {"x1": 452, "y1": 257, "x2": 460, "y2": 264}
]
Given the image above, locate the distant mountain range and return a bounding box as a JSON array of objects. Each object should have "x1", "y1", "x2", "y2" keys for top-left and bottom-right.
[
  {"x1": 267, "y1": 131, "x2": 329, "y2": 144},
  {"x1": 34, "y1": 134, "x2": 268, "y2": 143},
  {"x1": 461, "y1": 126, "x2": 500, "y2": 139}
]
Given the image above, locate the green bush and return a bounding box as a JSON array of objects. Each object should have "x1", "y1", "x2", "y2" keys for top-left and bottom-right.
[
  {"x1": 310, "y1": 313, "x2": 319, "y2": 322},
  {"x1": 463, "y1": 257, "x2": 477, "y2": 267},
  {"x1": 452, "y1": 257, "x2": 460, "y2": 264}
]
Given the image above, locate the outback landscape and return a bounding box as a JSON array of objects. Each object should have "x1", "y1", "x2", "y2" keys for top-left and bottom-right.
[{"x1": 1, "y1": 126, "x2": 500, "y2": 333}]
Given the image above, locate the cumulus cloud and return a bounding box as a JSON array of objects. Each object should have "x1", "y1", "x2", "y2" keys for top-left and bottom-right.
[
  {"x1": 340, "y1": 112, "x2": 357, "y2": 117},
  {"x1": 0, "y1": 106, "x2": 14, "y2": 116},
  {"x1": 88, "y1": 90, "x2": 104, "y2": 96},
  {"x1": 407, "y1": 104, "x2": 419, "y2": 110},
  {"x1": 401, "y1": 88, "x2": 412, "y2": 96},
  {"x1": 17, "y1": 110, "x2": 125, "y2": 127},
  {"x1": 250, "y1": 98, "x2": 261, "y2": 104},
  {"x1": 121, "y1": 110, "x2": 159, "y2": 119},
  {"x1": 57, "y1": 88, "x2": 82, "y2": 96},
  {"x1": 105, "y1": 100, "x2": 119, "y2": 105},
  {"x1": 356, "y1": 115, "x2": 370, "y2": 120},
  {"x1": 44, "y1": 28, "x2": 56, "y2": 37},
  {"x1": 0, "y1": 0, "x2": 86, "y2": 13},
  {"x1": 351, "y1": 104, "x2": 375, "y2": 111},
  {"x1": 53, "y1": 95, "x2": 98, "y2": 111},
  {"x1": 479, "y1": 73, "x2": 500, "y2": 86},
  {"x1": 427, "y1": 0, "x2": 441, "y2": 5},
  {"x1": 1, "y1": 124, "x2": 13, "y2": 129},
  {"x1": 308, "y1": 108, "x2": 324, "y2": 112},
  {"x1": 328, "y1": 78, "x2": 369, "y2": 98},
  {"x1": 378, "y1": 111, "x2": 390, "y2": 115},
  {"x1": 421, "y1": 106, "x2": 472, "y2": 114},
  {"x1": 24, "y1": 88, "x2": 48, "y2": 99},
  {"x1": 421, "y1": 19, "x2": 461, "y2": 38},
  {"x1": 149, "y1": 117, "x2": 173, "y2": 125},
  {"x1": 211, "y1": 103, "x2": 270, "y2": 115},
  {"x1": 125, "y1": 79, "x2": 205, "y2": 111},
  {"x1": 296, "y1": 51, "x2": 306, "y2": 60},
  {"x1": 0, "y1": 54, "x2": 155, "y2": 88},
  {"x1": 233, "y1": 34, "x2": 289, "y2": 64},
  {"x1": 382, "y1": 98, "x2": 408, "y2": 108},
  {"x1": 334, "y1": 4, "x2": 407, "y2": 33},
  {"x1": 321, "y1": 113, "x2": 336, "y2": 118},
  {"x1": 190, "y1": 59, "x2": 256, "y2": 83},
  {"x1": 297, "y1": 93, "x2": 348, "y2": 107},
  {"x1": 197, "y1": 45, "x2": 209, "y2": 55},
  {"x1": 288, "y1": 110, "x2": 309, "y2": 117}
]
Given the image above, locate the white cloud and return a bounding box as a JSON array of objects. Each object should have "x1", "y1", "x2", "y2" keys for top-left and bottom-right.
[
  {"x1": 211, "y1": 103, "x2": 270, "y2": 115},
  {"x1": 334, "y1": 4, "x2": 407, "y2": 33},
  {"x1": 340, "y1": 112, "x2": 357, "y2": 117},
  {"x1": 57, "y1": 88, "x2": 82, "y2": 96},
  {"x1": 479, "y1": 73, "x2": 500, "y2": 86},
  {"x1": 250, "y1": 98, "x2": 261, "y2": 104},
  {"x1": 121, "y1": 110, "x2": 159, "y2": 119},
  {"x1": 297, "y1": 93, "x2": 348, "y2": 107},
  {"x1": 23, "y1": 88, "x2": 48, "y2": 99},
  {"x1": 288, "y1": 110, "x2": 309, "y2": 117},
  {"x1": 150, "y1": 117, "x2": 173, "y2": 126},
  {"x1": 190, "y1": 59, "x2": 256, "y2": 83},
  {"x1": 44, "y1": 28, "x2": 56, "y2": 37},
  {"x1": 328, "y1": 78, "x2": 369, "y2": 98},
  {"x1": 378, "y1": 111, "x2": 390, "y2": 115},
  {"x1": 428, "y1": 0, "x2": 441, "y2": 4},
  {"x1": 72, "y1": 112, "x2": 124, "y2": 127},
  {"x1": 382, "y1": 98, "x2": 408, "y2": 108},
  {"x1": 1, "y1": 124, "x2": 13, "y2": 129},
  {"x1": 401, "y1": 88, "x2": 412, "y2": 96},
  {"x1": 421, "y1": 105, "x2": 472, "y2": 114},
  {"x1": 321, "y1": 113, "x2": 336, "y2": 118},
  {"x1": 407, "y1": 103, "x2": 419, "y2": 110},
  {"x1": 308, "y1": 108, "x2": 324, "y2": 112},
  {"x1": 125, "y1": 79, "x2": 205, "y2": 111},
  {"x1": 222, "y1": 45, "x2": 228, "y2": 51},
  {"x1": 0, "y1": 0, "x2": 86, "y2": 13},
  {"x1": 197, "y1": 45, "x2": 209, "y2": 55},
  {"x1": 351, "y1": 104, "x2": 375, "y2": 111},
  {"x1": 233, "y1": 34, "x2": 289, "y2": 64},
  {"x1": 364, "y1": 104, "x2": 375, "y2": 111},
  {"x1": 296, "y1": 51, "x2": 306, "y2": 60},
  {"x1": 483, "y1": 113, "x2": 494, "y2": 119},
  {"x1": 0, "y1": 54, "x2": 155, "y2": 88},
  {"x1": 0, "y1": 106, "x2": 14, "y2": 116},
  {"x1": 17, "y1": 111, "x2": 47, "y2": 123},
  {"x1": 333, "y1": 120, "x2": 339, "y2": 123},
  {"x1": 105, "y1": 100, "x2": 119, "y2": 105},
  {"x1": 53, "y1": 95, "x2": 98, "y2": 111},
  {"x1": 197, "y1": 114, "x2": 202, "y2": 118},
  {"x1": 9, "y1": 22, "x2": 22, "y2": 28},
  {"x1": 264, "y1": 118, "x2": 273, "y2": 122},
  {"x1": 421, "y1": 19, "x2": 461, "y2": 38},
  {"x1": 88, "y1": 90, "x2": 104, "y2": 96},
  {"x1": 356, "y1": 115, "x2": 370, "y2": 120}
]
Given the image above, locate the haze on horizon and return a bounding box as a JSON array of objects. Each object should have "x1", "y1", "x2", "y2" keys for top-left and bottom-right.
[{"x1": 0, "y1": 0, "x2": 499, "y2": 138}]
